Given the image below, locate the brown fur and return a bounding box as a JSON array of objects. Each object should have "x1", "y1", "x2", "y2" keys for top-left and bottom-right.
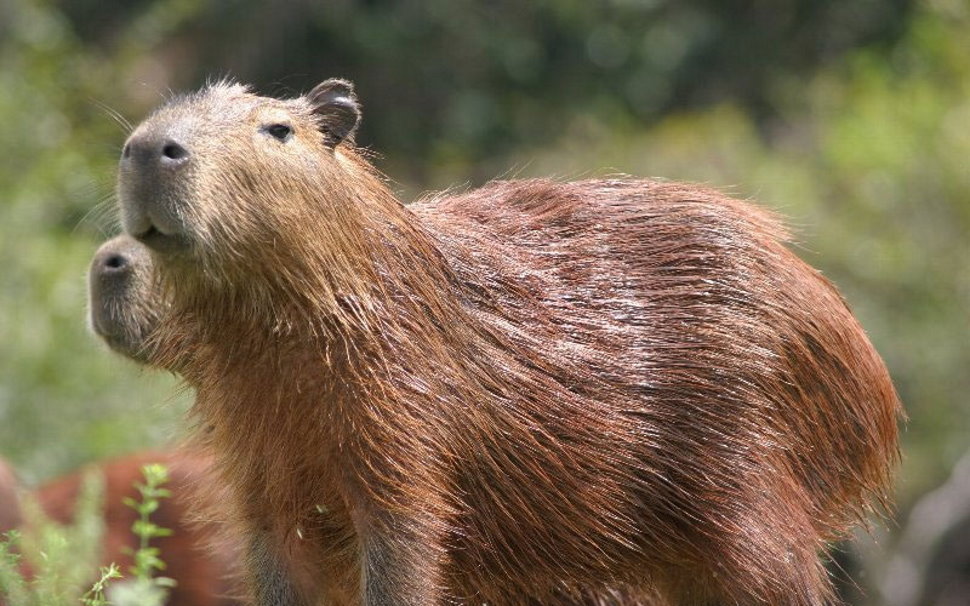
[
  {"x1": 91, "y1": 229, "x2": 648, "y2": 606},
  {"x1": 114, "y1": 81, "x2": 901, "y2": 605}
]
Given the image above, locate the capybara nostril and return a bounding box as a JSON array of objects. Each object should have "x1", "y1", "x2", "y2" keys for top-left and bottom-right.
[
  {"x1": 122, "y1": 142, "x2": 131, "y2": 159},
  {"x1": 161, "y1": 140, "x2": 189, "y2": 166},
  {"x1": 102, "y1": 253, "x2": 128, "y2": 271}
]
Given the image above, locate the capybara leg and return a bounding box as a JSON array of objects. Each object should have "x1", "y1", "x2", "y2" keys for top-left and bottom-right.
[
  {"x1": 360, "y1": 515, "x2": 444, "y2": 606},
  {"x1": 248, "y1": 529, "x2": 308, "y2": 606}
]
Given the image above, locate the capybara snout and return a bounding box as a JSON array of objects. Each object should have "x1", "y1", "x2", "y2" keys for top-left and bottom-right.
[
  {"x1": 88, "y1": 235, "x2": 163, "y2": 364},
  {"x1": 121, "y1": 134, "x2": 191, "y2": 168}
]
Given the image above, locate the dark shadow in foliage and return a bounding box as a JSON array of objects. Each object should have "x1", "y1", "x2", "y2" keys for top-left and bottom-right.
[{"x1": 57, "y1": 0, "x2": 913, "y2": 182}]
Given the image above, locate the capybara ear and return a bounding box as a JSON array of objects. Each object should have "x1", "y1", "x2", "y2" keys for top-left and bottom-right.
[{"x1": 308, "y1": 78, "x2": 361, "y2": 147}]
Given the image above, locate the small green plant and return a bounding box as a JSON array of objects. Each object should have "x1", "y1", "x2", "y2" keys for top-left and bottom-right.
[
  {"x1": 79, "y1": 564, "x2": 122, "y2": 606},
  {"x1": 0, "y1": 463, "x2": 175, "y2": 606},
  {"x1": 108, "y1": 463, "x2": 176, "y2": 606},
  {"x1": 0, "y1": 531, "x2": 28, "y2": 605}
]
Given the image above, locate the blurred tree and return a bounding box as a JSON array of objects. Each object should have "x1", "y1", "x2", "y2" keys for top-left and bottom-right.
[
  {"x1": 50, "y1": 0, "x2": 914, "y2": 183},
  {"x1": 0, "y1": 0, "x2": 190, "y2": 483}
]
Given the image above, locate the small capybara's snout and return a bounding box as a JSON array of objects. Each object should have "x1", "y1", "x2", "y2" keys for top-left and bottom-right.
[
  {"x1": 88, "y1": 235, "x2": 161, "y2": 363},
  {"x1": 88, "y1": 235, "x2": 152, "y2": 304}
]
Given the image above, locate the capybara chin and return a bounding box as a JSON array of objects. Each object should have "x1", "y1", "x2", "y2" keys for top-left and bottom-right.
[{"x1": 113, "y1": 78, "x2": 902, "y2": 606}]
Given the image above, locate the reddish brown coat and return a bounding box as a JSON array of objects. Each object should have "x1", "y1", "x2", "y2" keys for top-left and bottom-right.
[{"x1": 118, "y1": 83, "x2": 901, "y2": 606}]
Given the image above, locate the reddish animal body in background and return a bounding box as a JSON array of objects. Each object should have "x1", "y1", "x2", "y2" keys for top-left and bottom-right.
[
  {"x1": 108, "y1": 79, "x2": 902, "y2": 605},
  {"x1": 0, "y1": 452, "x2": 242, "y2": 606}
]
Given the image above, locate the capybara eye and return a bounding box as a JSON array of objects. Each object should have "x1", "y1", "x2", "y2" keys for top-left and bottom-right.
[{"x1": 263, "y1": 123, "x2": 293, "y2": 142}]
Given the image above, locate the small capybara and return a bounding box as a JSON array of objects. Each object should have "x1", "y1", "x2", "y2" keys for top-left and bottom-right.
[
  {"x1": 35, "y1": 452, "x2": 243, "y2": 606},
  {"x1": 108, "y1": 78, "x2": 902, "y2": 605}
]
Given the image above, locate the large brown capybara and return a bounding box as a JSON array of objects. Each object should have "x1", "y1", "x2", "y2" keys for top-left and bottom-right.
[
  {"x1": 107, "y1": 79, "x2": 902, "y2": 605},
  {"x1": 35, "y1": 452, "x2": 243, "y2": 606}
]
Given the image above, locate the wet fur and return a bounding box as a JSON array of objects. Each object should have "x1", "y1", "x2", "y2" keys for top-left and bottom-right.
[{"x1": 121, "y1": 83, "x2": 900, "y2": 605}]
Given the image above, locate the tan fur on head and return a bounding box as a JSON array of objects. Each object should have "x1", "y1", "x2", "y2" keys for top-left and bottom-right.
[{"x1": 110, "y1": 80, "x2": 902, "y2": 606}]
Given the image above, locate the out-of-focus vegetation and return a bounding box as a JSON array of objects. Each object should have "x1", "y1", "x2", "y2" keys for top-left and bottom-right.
[
  {"x1": 0, "y1": 0, "x2": 966, "y2": 603},
  {"x1": 0, "y1": 472, "x2": 105, "y2": 605},
  {"x1": 0, "y1": 464, "x2": 175, "y2": 606},
  {"x1": 107, "y1": 463, "x2": 174, "y2": 606}
]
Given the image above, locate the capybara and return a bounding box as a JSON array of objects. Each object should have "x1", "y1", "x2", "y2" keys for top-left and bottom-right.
[
  {"x1": 109, "y1": 78, "x2": 902, "y2": 605},
  {"x1": 35, "y1": 452, "x2": 243, "y2": 606}
]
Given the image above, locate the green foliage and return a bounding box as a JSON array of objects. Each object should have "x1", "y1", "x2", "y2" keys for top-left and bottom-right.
[
  {"x1": 108, "y1": 464, "x2": 174, "y2": 606},
  {"x1": 0, "y1": 471, "x2": 105, "y2": 606},
  {"x1": 45, "y1": 0, "x2": 915, "y2": 185},
  {"x1": 0, "y1": 532, "x2": 28, "y2": 605},
  {"x1": 0, "y1": 0, "x2": 191, "y2": 484},
  {"x1": 0, "y1": 464, "x2": 175, "y2": 606},
  {"x1": 79, "y1": 565, "x2": 122, "y2": 606}
]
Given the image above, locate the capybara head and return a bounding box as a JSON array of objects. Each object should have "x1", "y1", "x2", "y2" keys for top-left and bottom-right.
[
  {"x1": 119, "y1": 79, "x2": 359, "y2": 252},
  {"x1": 116, "y1": 80, "x2": 402, "y2": 320},
  {"x1": 88, "y1": 235, "x2": 165, "y2": 365},
  {"x1": 117, "y1": 80, "x2": 455, "y2": 342}
]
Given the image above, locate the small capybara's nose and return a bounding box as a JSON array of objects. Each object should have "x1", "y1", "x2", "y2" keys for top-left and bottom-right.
[
  {"x1": 121, "y1": 132, "x2": 190, "y2": 169},
  {"x1": 89, "y1": 236, "x2": 151, "y2": 294},
  {"x1": 97, "y1": 250, "x2": 129, "y2": 274}
]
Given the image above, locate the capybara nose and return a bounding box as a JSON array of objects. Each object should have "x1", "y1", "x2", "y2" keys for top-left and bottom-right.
[
  {"x1": 90, "y1": 236, "x2": 151, "y2": 292},
  {"x1": 121, "y1": 133, "x2": 190, "y2": 169},
  {"x1": 97, "y1": 250, "x2": 129, "y2": 274}
]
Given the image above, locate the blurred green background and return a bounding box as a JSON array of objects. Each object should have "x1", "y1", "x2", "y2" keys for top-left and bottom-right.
[{"x1": 0, "y1": 0, "x2": 966, "y2": 603}]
